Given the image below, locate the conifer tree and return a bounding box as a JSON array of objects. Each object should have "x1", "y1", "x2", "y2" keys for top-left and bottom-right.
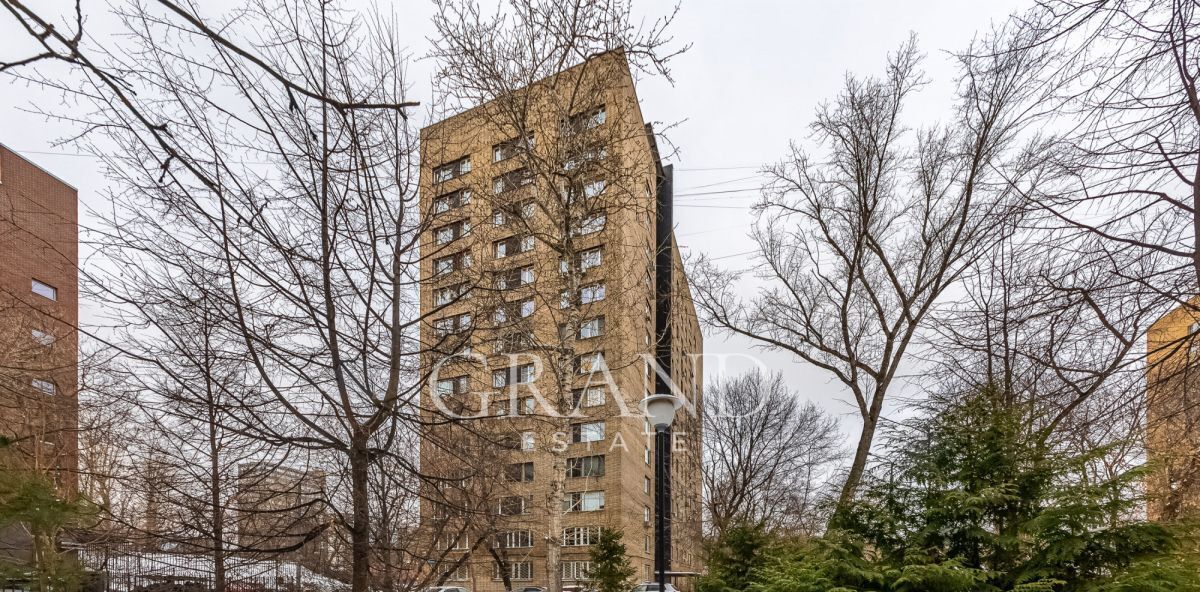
[
  {"x1": 588, "y1": 528, "x2": 636, "y2": 592},
  {"x1": 750, "y1": 385, "x2": 1200, "y2": 591}
]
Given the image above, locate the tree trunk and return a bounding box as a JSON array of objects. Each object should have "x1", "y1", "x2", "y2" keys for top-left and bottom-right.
[
  {"x1": 211, "y1": 443, "x2": 226, "y2": 592},
  {"x1": 489, "y1": 547, "x2": 513, "y2": 592},
  {"x1": 546, "y1": 453, "x2": 565, "y2": 592},
  {"x1": 835, "y1": 392, "x2": 885, "y2": 517},
  {"x1": 350, "y1": 445, "x2": 372, "y2": 592},
  {"x1": 207, "y1": 380, "x2": 226, "y2": 592}
]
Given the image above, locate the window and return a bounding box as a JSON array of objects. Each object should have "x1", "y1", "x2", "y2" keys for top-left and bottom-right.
[
  {"x1": 498, "y1": 496, "x2": 529, "y2": 516},
  {"x1": 580, "y1": 248, "x2": 603, "y2": 271},
  {"x1": 571, "y1": 386, "x2": 605, "y2": 408},
  {"x1": 570, "y1": 421, "x2": 605, "y2": 443},
  {"x1": 494, "y1": 235, "x2": 536, "y2": 258},
  {"x1": 433, "y1": 156, "x2": 471, "y2": 182},
  {"x1": 567, "y1": 455, "x2": 605, "y2": 478},
  {"x1": 564, "y1": 145, "x2": 607, "y2": 171},
  {"x1": 31, "y1": 379, "x2": 56, "y2": 395},
  {"x1": 31, "y1": 329, "x2": 54, "y2": 346},
  {"x1": 562, "y1": 561, "x2": 593, "y2": 581},
  {"x1": 565, "y1": 106, "x2": 606, "y2": 133},
  {"x1": 495, "y1": 330, "x2": 534, "y2": 354},
  {"x1": 496, "y1": 266, "x2": 535, "y2": 290},
  {"x1": 563, "y1": 490, "x2": 605, "y2": 512},
  {"x1": 493, "y1": 168, "x2": 533, "y2": 194},
  {"x1": 434, "y1": 220, "x2": 470, "y2": 245},
  {"x1": 516, "y1": 364, "x2": 536, "y2": 383},
  {"x1": 575, "y1": 352, "x2": 606, "y2": 375},
  {"x1": 433, "y1": 251, "x2": 472, "y2": 275},
  {"x1": 645, "y1": 446, "x2": 651, "y2": 465},
  {"x1": 444, "y1": 566, "x2": 470, "y2": 581},
  {"x1": 506, "y1": 462, "x2": 534, "y2": 482},
  {"x1": 562, "y1": 526, "x2": 601, "y2": 547},
  {"x1": 493, "y1": 298, "x2": 534, "y2": 325},
  {"x1": 644, "y1": 535, "x2": 651, "y2": 553},
  {"x1": 435, "y1": 376, "x2": 469, "y2": 396},
  {"x1": 572, "y1": 214, "x2": 606, "y2": 236},
  {"x1": 433, "y1": 313, "x2": 472, "y2": 337},
  {"x1": 432, "y1": 189, "x2": 470, "y2": 214},
  {"x1": 493, "y1": 201, "x2": 536, "y2": 225},
  {"x1": 584, "y1": 180, "x2": 607, "y2": 198},
  {"x1": 644, "y1": 506, "x2": 651, "y2": 524},
  {"x1": 644, "y1": 476, "x2": 651, "y2": 494},
  {"x1": 581, "y1": 283, "x2": 606, "y2": 303},
  {"x1": 497, "y1": 395, "x2": 537, "y2": 417},
  {"x1": 493, "y1": 136, "x2": 534, "y2": 162},
  {"x1": 580, "y1": 317, "x2": 605, "y2": 339},
  {"x1": 442, "y1": 534, "x2": 469, "y2": 551},
  {"x1": 521, "y1": 431, "x2": 535, "y2": 451},
  {"x1": 560, "y1": 247, "x2": 603, "y2": 274},
  {"x1": 494, "y1": 562, "x2": 532, "y2": 581},
  {"x1": 495, "y1": 530, "x2": 533, "y2": 549},
  {"x1": 31, "y1": 279, "x2": 56, "y2": 301},
  {"x1": 434, "y1": 283, "x2": 469, "y2": 306},
  {"x1": 493, "y1": 363, "x2": 536, "y2": 388}
]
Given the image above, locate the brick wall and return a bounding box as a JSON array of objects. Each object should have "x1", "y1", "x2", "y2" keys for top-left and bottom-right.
[{"x1": 0, "y1": 144, "x2": 80, "y2": 492}]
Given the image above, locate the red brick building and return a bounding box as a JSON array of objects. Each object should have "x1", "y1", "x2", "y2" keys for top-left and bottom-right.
[{"x1": 0, "y1": 143, "x2": 80, "y2": 491}]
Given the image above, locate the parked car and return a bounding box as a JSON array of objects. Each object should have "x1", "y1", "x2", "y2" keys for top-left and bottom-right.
[
  {"x1": 424, "y1": 587, "x2": 469, "y2": 592},
  {"x1": 630, "y1": 583, "x2": 679, "y2": 592},
  {"x1": 563, "y1": 586, "x2": 596, "y2": 592},
  {"x1": 518, "y1": 587, "x2": 547, "y2": 592}
]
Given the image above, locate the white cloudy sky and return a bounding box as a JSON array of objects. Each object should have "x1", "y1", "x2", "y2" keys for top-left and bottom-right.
[{"x1": 1, "y1": 0, "x2": 1030, "y2": 440}]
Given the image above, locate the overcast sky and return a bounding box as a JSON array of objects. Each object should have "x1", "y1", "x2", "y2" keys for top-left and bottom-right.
[{"x1": 1, "y1": 0, "x2": 1031, "y2": 441}]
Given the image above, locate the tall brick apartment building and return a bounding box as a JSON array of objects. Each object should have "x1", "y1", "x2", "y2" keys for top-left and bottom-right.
[
  {"x1": 0, "y1": 144, "x2": 79, "y2": 561},
  {"x1": 0, "y1": 144, "x2": 79, "y2": 485},
  {"x1": 1146, "y1": 297, "x2": 1200, "y2": 521},
  {"x1": 417, "y1": 52, "x2": 703, "y2": 592}
]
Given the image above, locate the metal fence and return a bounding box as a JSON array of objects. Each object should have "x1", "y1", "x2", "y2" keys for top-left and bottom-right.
[{"x1": 76, "y1": 549, "x2": 348, "y2": 592}]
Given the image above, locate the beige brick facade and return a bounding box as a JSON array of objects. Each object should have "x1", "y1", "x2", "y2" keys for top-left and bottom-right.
[
  {"x1": 415, "y1": 53, "x2": 703, "y2": 592},
  {"x1": 1146, "y1": 297, "x2": 1200, "y2": 521}
]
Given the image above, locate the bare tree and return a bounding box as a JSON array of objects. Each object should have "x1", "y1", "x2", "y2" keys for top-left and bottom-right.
[
  {"x1": 0, "y1": 1, "x2": 444, "y2": 589},
  {"x1": 926, "y1": 225, "x2": 1164, "y2": 527},
  {"x1": 701, "y1": 370, "x2": 840, "y2": 539},
  {"x1": 1007, "y1": 0, "x2": 1200, "y2": 305},
  {"x1": 689, "y1": 32, "x2": 1054, "y2": 514}
]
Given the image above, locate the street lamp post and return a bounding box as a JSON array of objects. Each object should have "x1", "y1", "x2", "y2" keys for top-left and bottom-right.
[{"x1": 641, "y1": 393, "x2": 682, "y2": 592}]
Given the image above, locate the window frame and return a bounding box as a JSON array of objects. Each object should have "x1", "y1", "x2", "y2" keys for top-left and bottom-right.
[
  {"x1": 579, "y1": 316, "x2": 605, "y2": 339},
  {"x1": 31, "y1": 279, "x2": 57, "y2": 301},
  {"x1": 433, "y1": 156, "x2": 471, "y2": 183},
  {"x1": 562, "y1": 526, "x2": 601, "y2": 547},
  {"x1": 494, "y1": 529, "x2": 533, "y2": 549},
  {"x1": 563, "y1": 490, "x2": 605, "y2": 512},
  {"x1": 566, "y1": 454, "x2": 605, "y2": 478},
  {"x1": 571, "y1": 386, "x2": 605, "y2": 409},
  {"x1": 505, "y1": 461, "x2": 535, "y2": 482},
  {"x1": 497, "y1": 495, "x2": 529, "y2": 516},
  {"x1": 432, "y1": 189, "x2": 471, "y2": 214},
  {"x1": 570, "y1": 421, "x2": 605, "y2": 444}
]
